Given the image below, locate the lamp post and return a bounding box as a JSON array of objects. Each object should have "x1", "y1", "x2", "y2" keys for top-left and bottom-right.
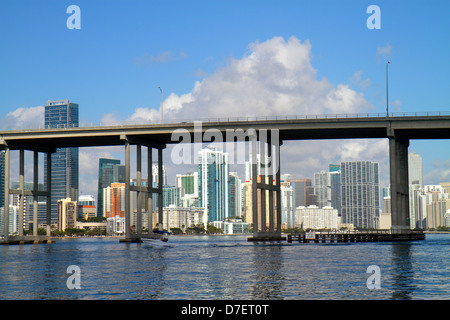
[
  {"x1": 386, "y1": 61, "x2": 390, "y2": 117},
  {"x1": 158, "y1": 86, "x2": 163, "y2": 123}
]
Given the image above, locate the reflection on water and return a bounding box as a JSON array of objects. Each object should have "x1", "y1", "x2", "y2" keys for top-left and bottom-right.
[
  {"x1": 0, "y1": 234, "x2": 448, "y2": 299},
  {"x1": 251, "y1": 244, "x2": 286, "y2": 299},
  {"x1": 391, "y1": 243, "x2": 415, "y2": 299}
]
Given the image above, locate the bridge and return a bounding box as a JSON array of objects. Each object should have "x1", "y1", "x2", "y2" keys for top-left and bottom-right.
[{"x1": 1, "y1": 112, "x2": 450, "y2": 243}]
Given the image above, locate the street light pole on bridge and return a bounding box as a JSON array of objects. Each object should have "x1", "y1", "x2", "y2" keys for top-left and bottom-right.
[
  {"x1": 386, "y1": 61, "x2": 390, "y2": 117},
  {"x1": 158, "y1": 86, "x2": 163, "y2": 123}
]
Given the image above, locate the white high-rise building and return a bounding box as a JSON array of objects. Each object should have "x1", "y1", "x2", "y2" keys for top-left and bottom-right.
[
  {"x1": 244, "y1": 154, "x2": 270, "y2": 182},
  {"x1": 152, "y1": 162, "x2": 167, "y2": 186},
  {"x1": 408, "y1": 153, "x2": 423, "y2": 186},
  {"x1": 0, "y1": 206, "x2": 20, "y2": 236},
  {"x1": 314, "y1": 171, "x2": 331, "y2": 208},
  {"x1": 281, "y1": 185, "x2": 295, "y2": 227},
  {"x1": 295, "y1": 205, "x2": 340, "y2": 230},
  {"x1": 340, "y1": 161, "x2": 380, "y2": 229}
]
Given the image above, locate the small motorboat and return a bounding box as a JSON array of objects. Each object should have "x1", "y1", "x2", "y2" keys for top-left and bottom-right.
[{"x1": 142, "y1": 230, "x2": 173, "y2": 247}]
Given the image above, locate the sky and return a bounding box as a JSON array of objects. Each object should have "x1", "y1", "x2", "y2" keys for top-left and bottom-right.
[{"x1": 0, "y1": 0, "x2": 449, "y2": 198}]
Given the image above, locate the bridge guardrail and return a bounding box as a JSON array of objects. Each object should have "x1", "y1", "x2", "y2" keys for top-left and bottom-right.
[{"x1": 3, "y1": 111, "x2": 450, "y2": 131}]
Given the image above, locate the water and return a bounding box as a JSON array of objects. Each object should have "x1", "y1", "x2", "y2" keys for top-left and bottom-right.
[{"x1": 0, "y1": 234, "x2": 448, "y2": 300}]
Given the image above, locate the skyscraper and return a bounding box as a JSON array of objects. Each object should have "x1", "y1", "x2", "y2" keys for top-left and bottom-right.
[
  {"x1": 0, "y1": 150, "x2": 4, "y2": 208},
  {"x1": 97, "y1": 158, "x2": 124, "y2": 217},
  {"x1": 103, "y1": 183, "x2": 126, "y2": 218},
  {"x1": 314, "y1": 171, "x2": 331, "y2": 208},
  {"x1": 228, "y1": 172, "x2": 242, "y2": 218},
  {"x1": 44, "y1": 100, "x2": 79, "y2": 220},
  {"x1": 314, "y1": 166, "x2": 341, "y2": 214},
  {"x1": 340, "y1": 161, "x2": 380, "y2": 229},
  {"x1": 281, "y1": 185, "x2": 295, "y2": 227},
  {"x1": 290, "y1": 178, "x2": 316, "y2": 208},
  {"x1": 198, "y1": 146, "x2": 229, "y2": 225},
  {"x1": 408, "y1": 153, "x2": 423, "y2": 186},
  {"x1": 176, "y1": 172, "x2": 198, "y2": 197},
  {"x1": 330, "y1": 170, "x2": 341, "y2": 214}
]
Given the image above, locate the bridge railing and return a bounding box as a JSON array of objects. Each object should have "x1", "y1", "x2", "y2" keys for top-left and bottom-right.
[
  {"x1": 91, "y1": 111, "x2": 450, "y2": 127},
  {"x1": 3, "y1": 111, "x2": 450, "y2": 131}
]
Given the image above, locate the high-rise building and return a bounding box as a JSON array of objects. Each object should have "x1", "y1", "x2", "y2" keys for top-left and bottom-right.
[
  {"x1": 163, "y1": 186, "x2": 180, "y2": 208},
  {"x1": 162, "y1": 205, "x2": 205, "y2": 232},
  {"x1": 97, "y1": 158, "x2": 124, "y2": 217},
  {"x1": 198, "y1": 147, "x2": 229, "y2": 225},
  {"x1": 152, "y1": 162, "x2": 167, "y2": 186},
  {"x1": 313, "y1": 167, "x2": 341, "y2": 214},
  {"x1": 281, "y1": 185, "x2": 295, "y2": 227},
  {"x1": 0, "y1": 151, "x2": 4, "y2": 208},
  {"x1": 228, "y1": 172, "x2": 242, "y2": 218},
  {"x1": 330, "y1": 170, "x2": 341, "y2": 214},
  {"x1": 0, "y1": 206, "x2": 20, "y2": 236},
  {"x1": 78, "y1": 195, "x2": 96, "y2": 220},
  {"x1": 408, "y1": 153, "x2": 423, "y2": 186},
  {"x1": 244, "y1": 154, "x2": 270, "y2": 182},
  {"x1": 314, "y1": 171, "x2": 331, "y2": 209},
  {"x1": 176, "y1": 172, "x2": 198, "y2": 197},
  {"x1": 57, "y1": 198, "x2": 77, "y2": 231},
  {"x1": 290, "y1": 178, "x2": 316, "y2": 208},
  {"x1": 295, "y1": 205, "x2": 340, "y2": 230},
  {"x1": 340, "y1": 161, "x2": 380, "y2": 229},
  {"x1": 44, "y1": 100, "x2": 79, "y2": 221},
  {"x1": 329, "y1": 164, "x2": 340, "y2": 172},
  {"x1": 103, "y1": 183, "x2": 126, "y2": 218}
]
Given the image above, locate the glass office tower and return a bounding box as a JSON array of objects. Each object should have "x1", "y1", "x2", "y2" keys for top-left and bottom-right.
[
  {"x1": 44, "y1": 100, "x2": 79, "y2": 221},
  {"x1": 198, "y1": 147, "x2": 229, "y2": 225},
  {"x1": 97, "y1": 158, "x2": 124, "y2": 217}
]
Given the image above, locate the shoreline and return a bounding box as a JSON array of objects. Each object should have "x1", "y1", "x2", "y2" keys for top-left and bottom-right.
[{"x1": 49, "y1": 230, "x2": 450, "y2": 240}]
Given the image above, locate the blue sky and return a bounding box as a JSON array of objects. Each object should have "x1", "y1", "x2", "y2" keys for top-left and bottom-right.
[{"x1": 1, "y1": 0, "x2": 449, "y2": 195}]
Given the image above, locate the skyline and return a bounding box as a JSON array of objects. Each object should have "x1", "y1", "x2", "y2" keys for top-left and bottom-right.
[{"x1": 1, "y1": 1, "x2": 449, "y2": 196}]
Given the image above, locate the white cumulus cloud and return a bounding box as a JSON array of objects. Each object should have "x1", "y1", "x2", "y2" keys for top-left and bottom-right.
[
  {"x1": 123, "y1": 36, "x2": 389, "y2": 187},
  {"x1": 0, "y1": 106, "x2": 45, "y2": 130},
  {"x1": 128, "y1": 36, "x2": 371, "y2": 122}
]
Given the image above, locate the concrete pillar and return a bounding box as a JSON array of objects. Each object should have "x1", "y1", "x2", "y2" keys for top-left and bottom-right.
[
  {"x1": 251, "y1": 136, "x2": 258, "y2": 233},
  {"x1": 33, "y1": 151, "x2": 38, "y2": 237},
  {"x1": 158, "y1": 148, "x2": 163, "y2": 229},
  {"x1": 268, "y1": 134, "x2": 275, "y2": 233},
  {"x1": 19, "y1": 149, "x2": 24, "y2": 236},
  {"x1": 136, "y1": 145, "x2": 142, "y2": 235},
  {"x1": 249, "y1": 130, "x2": 283, "y2": 241},
  {"x1": 275, "y1": 138, "x2": 281, "y2": 233},
  {"x1": 260, "y1": 138, "x2": 266, "y2": 232},
  {"x1": 125, "y1": 140, "x2": 131, "y2": 239},
  {"x1": 147, "y1": 147, "x2": 153, "y2": 234},
  {"x1": 3, "y1": 147, "x2": 10, "y2": 241},
  {"x1": 389, "y1": 134, "x2": 410, "y2": 233},
  {"x1": 46, "y1": 152, "x2": 52, "y2": 236}
]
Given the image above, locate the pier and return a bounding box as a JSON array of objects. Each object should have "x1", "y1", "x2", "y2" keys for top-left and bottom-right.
[
  {"x1": 286, "y1": 231, "x2": 425, "y2": 243},
  {"x1": 0, "y1": 235, "x2": 54, "y2": 245}
]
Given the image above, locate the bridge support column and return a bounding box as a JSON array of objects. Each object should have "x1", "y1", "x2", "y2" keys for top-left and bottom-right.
[
  {"x1": 249, "y1": 130, "x2": 285, "y2": 241},
  {"x1": 33, "y1": 151, "x2": 39, "y2": 237},
  {"x1": 1, "y1": 146, "x2": 53, "y2": 244},
  {"x1": 3, "y1": 147, "x2": 10, "y2": 242},
  {"x1": 121, "y1": 136, "x2": 166, "y2": 243},
  {"x1": 389, "y1": 133, "x2": 411, "y2": 234},
  {"x1": 124, "y1": 140, "x2": 131, "y2": 240},
  {"x1": 46, "y1": 151, "x2": 52, "y2": 237}
]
